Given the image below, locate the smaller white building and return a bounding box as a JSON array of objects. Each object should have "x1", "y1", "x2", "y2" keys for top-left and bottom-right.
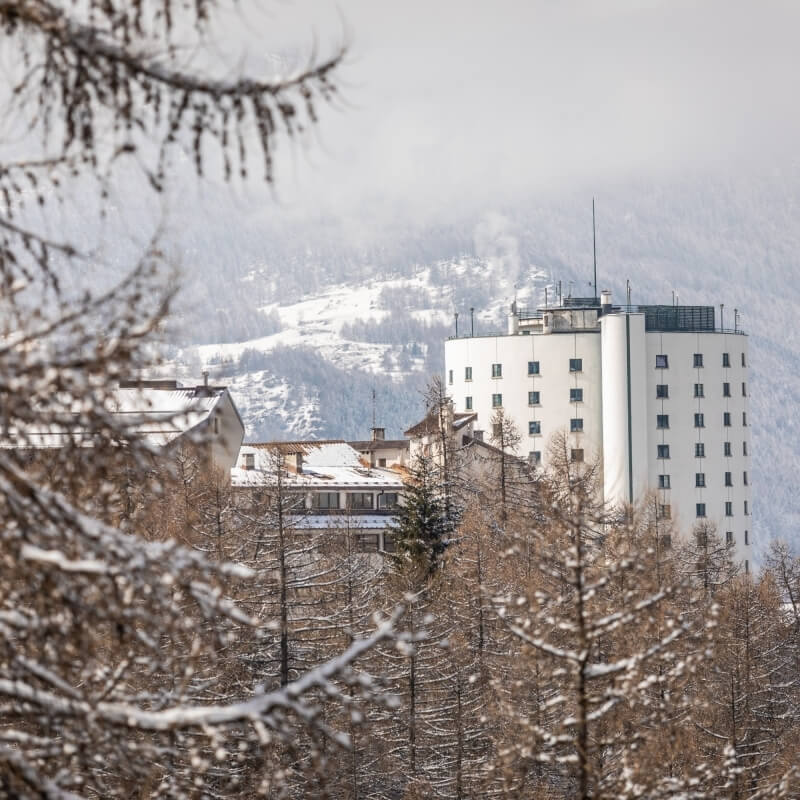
[{"x1": 232, "y1": 440, "x2": 406, "y2": 552}]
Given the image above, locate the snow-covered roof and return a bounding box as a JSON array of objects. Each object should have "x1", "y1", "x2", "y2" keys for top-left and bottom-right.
[
  {"x1": 404, "y1": 410, "x2": 477, "y2": 437},
  {"x1": 288, "y1": 514, "x2": 396, "y2": 531},
  {"x1": 232, "y1": 441, "x2": 406, "y2": 489}
]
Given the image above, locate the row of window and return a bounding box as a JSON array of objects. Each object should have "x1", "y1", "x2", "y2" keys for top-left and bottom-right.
[
  {"x1": 526, "y1": 418, "x2": 584, "y2": 435},
  {"x1": 658, "y1": 471, "x2": 748, "y2": 489},
  {"x1": 527, "y1": 449, "x2": 584, "y2": 465},
  {"x1": 657, "y1": 352, "x2": 746, "y2": 369},
  {"x1": 658, "y1": 442, "x2": 748, "y2": 458},
  {"x1": 310, "y1": 492, "x2": 399, "y2": 511},
  {"x1": 656, "y1": 412, "x2": 748, "y2": 428},
  {"x1": 657, "y1": 382, "x2": 747, "y2": 398},
  {"x1": 451, "y1": 360, "x2": 585, "y2": 384},
  {"x1": 696, "y1": 500, "x2": 749, "y2": 518}
]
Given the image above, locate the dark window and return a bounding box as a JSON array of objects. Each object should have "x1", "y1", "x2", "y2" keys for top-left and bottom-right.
[
  {"x1": 529, "y1": 421, "x2": 541, "y2": 435},
  {"x1": 528, "y1": 361, "x2": 540, "y2": 375},
  {"x1": 656, "y1": 354, "x2": 669, "y2": 368},
  {"x1": 725, "y1": 501, "x2": 733, "y2": 517},
  {"x1": 723, "y1": 352, "x2": 731, "y2": 368},
  {"x1": 694, "y1": 413, "x2": 705, "y2": 428},
  {"x1": 348, "y1": 492, "x2": 374, "y2": 510},
  {"x1": 743, "y1": 441, "x2": 748, "y2": 456},
  {"x1": 696, "y1": 473, "x2": 706, "y2": 487},
  {"x1": 693, "y1": 353, "x2": 703, "y2": 368},
  {"x1": 378, "y1": 458, "x2": 387, "y2": 467},
  {"x1": 745, "y1": 559, "x2": 749, "y2": 574},
  {"x1": 694, "y1": 383, "x2": 704, "y2": 398},
  {"x1": 492, "y1": 423, "x2": 502, "y2": 439},
  {"x1": 696, "y1": 503, "x2": 706, "y2": 518},
  {"x1": 312, "y1": 492, "x2": 340, "y2": 510},
  {"x1": 570, "y1": 418, "x2": 584, "y2": 432},
  {"x1": 724, "y1": 472, "x2": 732, "y2": 487},
  {"x1": 571, "y1": 448, "x2": 584, "y2": 462},
  {"x1": 656, "y1": 384, "x2": 669, "y2": 398},
  {"x1": 570, "y1": 388, "x2": 583, "y2": 403},
  {"x1": 657, "y1": 414, "x2": 669, "y2": 429},
  {"x1": 723, "y1": 382, "x2": 731, "y2": 397},
  {"x1": 660, "y1": 534, "x2": 672, "y2": 550},
  {"x1": 492, "y1": 393, "x2": 502, "y2": 408},
  {"x1": 354, "y1": 534, "x2": 380, "y2": 552},
  {"x1": 724, "y1": 441, "x2": 732, "y2": 457},
  {"x1": 743, "y1": 471, "x2": 748, "y2": 486},
  {"x1": 465, "y1": 366, "x2": 472, "y2": 381},
  {"x1": 465, "y1": 396, "x2": 473, "y2": 410},
  {"x1": 528, "y1": 450, "x2": 541, "y2": 465},
  {"x1": 695, "y1": 442, "x2": 705, "y2": 458},
  {"x1": 742, "y1": 412, "x2": 748, "y2": 427},
  {"x1": 658, "y1": 474, "x2": 671, "y2": 489},
  {"x1": 742, "y1": 381, "x2": 746, "y2": 397},
  {"x1": 528, "y1": 391, "x2": 540, "y2": 405},
  {"x1": 744, "y1": 500, "x2": 749, "y2": 516},
  {"x1": 378, "y1": 492, "x2": 399, "y2": 509},
  {"x1": 569, "y1": 358, "x2": 583, "y2": 372},
  {"x1": 723, "y1": 412, "x2": 731, "y2": 427},
  {"x1": 448, "y1": 369, "x2": 453, "y2": 385},
  {"x1": 725, "y1": 531, "x2": 734, "y2": 546},
  {"x1": 697, "y1": 530, "x2": 708, "y2": 547},
  {"x1": 492, "y1": 363, "x2": 502, "y2": 378},
  {"x1": 243, "y1": 453, "x2": 255, "y2": 470},
  {"x1": 657, "y1": 444, "x2": 670, "y2": 459},
  {"x1": 741, "y1": 352, "x2": 746, "y2": 367},
  {"x1": 658, "y1": 504, "x2": 671, "y2": 520},
  {"x1": 382, "y1": 533, "x2": 396, "y2": 553},
  {"x1": 744, "y1": 530, "x2": 749, "y2": 545}
]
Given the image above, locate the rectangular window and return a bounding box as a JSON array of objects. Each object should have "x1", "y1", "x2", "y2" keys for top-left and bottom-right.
[
  {"x1": 492, "y1": 393, "x2": 502, "y2": 408},
  {"x1": 570, "y1": 388, "x2": 583, "y2": 403},
  {"x1": 658, "y1": 504, "x2": 671, "y2": 520},
  {"x1": 465, "y1": 396, "x2": 473, "y2": 410},
  {"x1": 465, "y1": 366, "x2": 472, "y2": 381},
  {"x1": 377, "y1": 493, "x2": 399, "y2": 510},
  {"x1": 745, "y1": 559, "x2": 749, "y2": 574},
  {"x1": 657, "y1": 414, "x2": 669, "y2": 429},
  {"x1": 724, "y1": 472, "x2": 732, "y2": 487},
  {"x1": 743, "y1": 441, "x2": 748, "y2": 456},
  {"x1": 528, "y1": 360, "x2": 540, "y2": 375},
  {"x1": 743, "y1": 471, "x2": 748, "y2": 486},
  {"x1": 725, "y1": 501, "x2": 733, "y2": 517},
  {"x1": 528, "y1": 421, "x2": 541, "y2": 435},
  {"x1": 243, "y1": 453, "x2": 255, "y2": 470},
  {"x1": 491, "y1": 363, "x2": 502, "y2": 378},
  {"x1": 726, "y1": 531, "x2": 734, "y2": 546},
  {"x1": 744, "y1": 500, "x2": 749, "y2": 516},
  {"x1": 313, "y1": 492, "x2": 341, "y2": 510},
  {"x1": 354, "y1": 533, "x2": 380, "y2": 552},
  {"x1": 742, "y1": 412, "x2": 747, "y2": 427},
  {"x1": 723, "y1": 412, "x2": 731, "y2": 427},
  {"x1": 693, "y1": 353, "x2": 703, "y2": 368},
  {"x1": 742, "y1": 382, "x2": 746, "y2": 397},
  {"x1": 695, "y1": 442, "x2": 705, "y2": 458},
  {"x1": 657, "y1": 444, "x2": 670, "y2": 459},
  {"x1": 656, "y1": 384, "x2": 669, "y2": 398},
  {"x1": 722, "y1": 382, "x2": 731, "y2": 397},
  {"x1": 571, "y1": 448, "x2": 584, "y2": 462},
  {"x1": 696, "y1": 473, "x2": 706, "y2": 487},
  {"x1": 656, "y1": 354, "x2": 669, "y2": 368},
  {"x1": 660, "y1": 534, "x2": 672, "y2": 550},
  {"x1": 448, "y1": 369, "x2": 453, "y2": 385},
  {"x1": 724, "y1": 441, "x2": 732, "y2": 457},
  {"x1": 658, "y1": 474, "x2": 671, "y2": 489},
  {"x1": 723, "y1": 352, "x2": 731, "y2": 368},
  {"x1": 697, "y1": 530, "x2": 708, "y2": 547},
  {"x1": 528, "y1": 450, "x2": 541, "y2": 465},
  {"x1": 694, "y1": 383, "x2": 704, "y2": 398},
  {"x1": 348, "y1": 492, "x2": 374, "y2": 510},
  {"x1": 696, "y1": 503, "x2": 706, "y2": 518},
  {"x1": 528, "y1": 391, "x2": 540, "y2": 405},
  {"x1": 492, "y1": 422, "x2": 502, "y2": 439},
  {"x1": 569, "y1": 358, "x2": 583, "y2": 372},
  {"x1": 741, "y1": 352, "x2": 746, "y2": 367},
  {"x1": 744, "y1": 530, "x2": 749, "y2": 546},
  {"x1": 694, "y1": 413, "x2": 705, "y2": 428},
  {"x1": 378, "y1": 458, "x2": 387, "y2": 467},
  {"x1": 570, "y1": 418, "x2": 584, "y2": 432}
]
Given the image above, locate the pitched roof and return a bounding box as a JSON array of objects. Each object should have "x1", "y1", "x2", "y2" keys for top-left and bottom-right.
[
  {"x1": 348, "y1": 439, "x2": 410, "y2": 451},
  {"x1": 404, "y1": 410, "x2": 477, "y2": 438}
]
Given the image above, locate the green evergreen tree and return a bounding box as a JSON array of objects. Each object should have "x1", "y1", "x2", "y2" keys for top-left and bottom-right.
[{"x1": 391, "y1": 455, "x2": 451, "y2": 577}]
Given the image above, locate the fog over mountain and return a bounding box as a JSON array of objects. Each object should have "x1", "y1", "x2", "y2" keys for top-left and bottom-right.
[{"x1": 46, "y1": 0, "x2": 800, "y2": 560}]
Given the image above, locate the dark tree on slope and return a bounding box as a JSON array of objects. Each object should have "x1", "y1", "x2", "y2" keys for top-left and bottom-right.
[{"x1": 391, "y1": 455, "x2": 451, "y2": 578}]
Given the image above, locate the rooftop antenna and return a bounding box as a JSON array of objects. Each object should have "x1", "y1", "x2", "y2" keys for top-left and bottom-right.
[
  {"x1": 454, "y1": 311, "x2": 459, "y2": 337},
  {"x1": 470, "y1": 307, "x2": 474, "y2": 337},
  {"x1": 371, "y1": 388, "x2": 376, "y2": 430},
  {"x1": 592, "y1": 197, "x2": 598, "y2": 300}
]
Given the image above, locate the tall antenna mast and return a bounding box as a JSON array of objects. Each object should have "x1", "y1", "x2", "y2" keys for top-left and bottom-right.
[
  {"x1": 592, "y1": 197, "x2": 597, "y2": 299},
  {"x1": 371, "y1": 388, "x2": 376, "y2": 430}
]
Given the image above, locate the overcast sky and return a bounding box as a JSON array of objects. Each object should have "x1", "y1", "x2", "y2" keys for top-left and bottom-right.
[{"x1": 205, "y1": 0, "x2": 797, "y2": 223}]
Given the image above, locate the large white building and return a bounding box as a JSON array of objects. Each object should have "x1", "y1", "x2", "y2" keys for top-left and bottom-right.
[{"x1": 445, "y1": 292, "x2": 752, "y2": 567}]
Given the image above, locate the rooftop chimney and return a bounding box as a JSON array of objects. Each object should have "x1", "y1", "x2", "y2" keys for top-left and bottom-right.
[
  {"x1": 473, "y1": 429, "x2": 484, "y2": 443},
  {"x1": 601, "y1": 290, "x2": 612, "y2": 307},
  {"x1": 371, "y1": 427, "x2": 385, "y2": 441}
]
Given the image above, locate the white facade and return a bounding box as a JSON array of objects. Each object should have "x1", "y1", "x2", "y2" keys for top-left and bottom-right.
[{"x1": 445, "y1": 297, "x2": 752, "y2": 566}]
